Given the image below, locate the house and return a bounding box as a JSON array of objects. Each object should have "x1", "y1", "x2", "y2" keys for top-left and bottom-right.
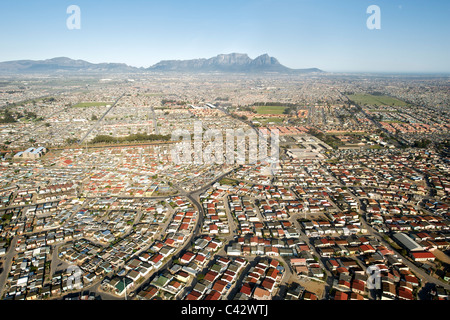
[
  {"x1": 253, "y1": 287, "x2": 271, "y2": 300},
  {"x1": 194, "y1": 253, "x2": 207, "y2": 266},
  {"x1": 359, "y1": 244, "x2": 376, "y2": 254},
  {"x1": 136, "y1": 286, "x2": 159, "y2": 300},
  {"x1": 149, "y1": 254, "x2": 164, "y2": 268},
  {"x1": 349, "y1": 292, "x2": 365, "y2": 300},
  {"x1": 381, "y1": 282, "x2": 397, "y2": 300},
  {"x1": 127, "y1": 270, "x2": 141, "y2": 282},
  {"x1": 113, "y1": 277, "x2": 133, "y2": 296},
  {"x1": 326, "y1": 259, "x2": 340, "y2": 271},
  {"x1": 310, "y1": 268, "x2": 324, "y2": 278},
  {"x1": 227, "y1": 244, "x2": 241, "y2": 256},
  {"x1": 204, "y1": 270, "x2": 219, "y2": 283},
  {"x1": 290, "y1": 258, "x2": 307, "y2": 267},
  {"x1": 180, "y1": 251, "x2": 195, "y2": 264},
  {"x1": 303, "y1": 291, "x2": 318, "y2": 300},
  {"x1": 404, "y1": 275, "x2": 419, "y2": 287},
  {"x1": 398, "y1": 288, "x2": 414, "y2": 300},
  {"x1": 351, "y1": 279, "x2": 366, "y2": 295},
  {"x1": 185, "y1": 290, "x2": 202, "y2": 300},
  {"x1": 334, "y1": 291, "x2": 348, "y2": 300},
  {"x1": 212, "y1": 279, "x2": 228, "y2": 294},
  {"x1": 261, "y1": 278, "x2": 276, "y2": 292},
  {"x1": 174, "y1": 271, "x2": 191, "y2": 283},
  {"x1": 204, "y1": 290, "x2": 221, "y2": 300},
  {"x1": 240, "y1": 283, "x2": 253, "y2": 297},
  {"x1": 335, "y1": 279, "x2": 351, "y2": 292}
]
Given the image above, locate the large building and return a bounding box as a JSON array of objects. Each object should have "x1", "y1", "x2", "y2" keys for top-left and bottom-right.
[
  {"x1": 392, "y1": 232, "x2": 424, "y2": 252},
  {"x1": 14, "y1": 146, "x2": 47, "y2": 159}
]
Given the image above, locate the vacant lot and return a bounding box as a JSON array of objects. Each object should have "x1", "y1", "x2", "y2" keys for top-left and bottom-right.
[
  {"x1": 296, "y1": 276, "x2": 326, "y2": 299},
  {"x1": 254, "y1": 117, "x2": 284, "y2": 124},
  {"x1": 432, "y1": 249, "x2": 450, "y2": 264}
]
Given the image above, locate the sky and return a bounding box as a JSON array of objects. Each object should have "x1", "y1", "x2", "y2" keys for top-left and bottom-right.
[{"x1": 0, "y1": 0, "x2": 449, "y2": 73}]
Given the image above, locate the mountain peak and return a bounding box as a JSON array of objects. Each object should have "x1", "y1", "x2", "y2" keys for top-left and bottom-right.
[{"x1": 253, "y1": 54, "x2": 280, "y2": 66}]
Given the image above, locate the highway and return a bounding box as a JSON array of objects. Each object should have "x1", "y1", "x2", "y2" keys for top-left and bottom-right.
[{"x1": 79, "y1": 93, "x2": 126, "y2": 144}]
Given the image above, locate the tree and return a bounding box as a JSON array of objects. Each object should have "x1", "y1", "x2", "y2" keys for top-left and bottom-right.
[{"x1": 413, "y1": 139, "x2": 431, "y2": 149}]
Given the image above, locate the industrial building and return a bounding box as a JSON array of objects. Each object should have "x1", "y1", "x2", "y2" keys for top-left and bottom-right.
[
  {"x1": 14, "y1": 146, "x2": 47, "y2": 159},
  {"x1": 392, "y1": 232, "x2": 424, "y2": 252}
]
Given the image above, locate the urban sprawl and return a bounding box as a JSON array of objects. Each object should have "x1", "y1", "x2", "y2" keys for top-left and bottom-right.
[{"x1": 0, "y1": 73, "x2": 449, "y2": 301}]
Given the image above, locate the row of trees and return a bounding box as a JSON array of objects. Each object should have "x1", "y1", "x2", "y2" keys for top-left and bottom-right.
[
  {"x1": 251, "y1": 102, "x2": 299, "y2": 108},
  {"x1": 90, "y1": 133, "x2": 171, "y2": 144},
  {"x1": 412, "y1": 139, "x2": 432, "y2": 148}
]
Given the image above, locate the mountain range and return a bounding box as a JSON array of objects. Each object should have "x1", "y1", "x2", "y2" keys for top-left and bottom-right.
[{"x1": 0, "y1": 53, "x2": 322, "y2": 74}]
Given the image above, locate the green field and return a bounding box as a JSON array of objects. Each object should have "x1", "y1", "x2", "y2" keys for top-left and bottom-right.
[
  {"x1": 219, "y1": 178, "x2": 238, "y2": 186},
  {"x1": 347, "y1": 94, "x2": 408, "y2": 107},
  {"x1": 254, "y1": 106, "x2": 287, "y2": 114},
  {"x1": 72, "y1": 102, "x2": 113, "y2": 108}
]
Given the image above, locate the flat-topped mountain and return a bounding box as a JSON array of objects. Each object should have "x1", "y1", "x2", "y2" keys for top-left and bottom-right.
[{"x1": 148, "y1": 53, "x2": 322, "y2": 73}]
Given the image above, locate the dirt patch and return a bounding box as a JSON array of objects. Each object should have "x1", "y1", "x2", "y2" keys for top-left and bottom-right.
[{"x1": 296, "y1": 276, "x2": 326, "y2": 299}]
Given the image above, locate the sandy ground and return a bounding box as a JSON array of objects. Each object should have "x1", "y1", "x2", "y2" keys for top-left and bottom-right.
[{"x1": 432, "y1": 249, "x2": 450, "y2": 264}]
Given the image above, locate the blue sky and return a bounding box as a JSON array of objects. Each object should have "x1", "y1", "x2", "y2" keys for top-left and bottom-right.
[{"x1": 0, "y1": 0, "x2": 449, "y2": 73}]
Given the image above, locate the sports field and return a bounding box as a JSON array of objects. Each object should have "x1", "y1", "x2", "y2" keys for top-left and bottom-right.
[
  {"x1": 72, "y1": 102, "x2": 113, "y2": 108},
  {"x1": 254, "y1": 105, "x2": 286, "y2": 114},
  {"x1": 347, "y1": 94, "x2": 408, "y2": 107}
]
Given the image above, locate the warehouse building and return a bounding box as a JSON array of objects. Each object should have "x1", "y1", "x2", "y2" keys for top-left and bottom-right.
[
  {"x1": 14, "y1": 146, "x2": 47, "y2": 159},
  {"x1": 392, "y1": 232, "x2": 424, "y2": 252}
]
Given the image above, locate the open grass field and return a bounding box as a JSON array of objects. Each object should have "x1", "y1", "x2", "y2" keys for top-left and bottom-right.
[
  {"x1": 347, "y1": 94, "x2": 409, "y2": 107},
  {"x1": 254, "y1": 105, "x2": 287, "y2": 114},
  {"x1": 72, "y1": 102, "x2": 113, "y2": 108}
]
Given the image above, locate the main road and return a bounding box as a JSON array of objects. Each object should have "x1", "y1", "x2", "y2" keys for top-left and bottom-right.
[{"x1": 0, "y1": 236, "x2": 19, "y2": 298}]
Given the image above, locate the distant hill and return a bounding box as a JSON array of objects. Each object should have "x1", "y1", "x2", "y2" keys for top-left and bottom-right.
[
  {"x1": 0, "y1": 57, "x2": 140, "y2": 74},
  {"x1": 0, "y1": 54, "x2": 323, "y2": 74}
]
